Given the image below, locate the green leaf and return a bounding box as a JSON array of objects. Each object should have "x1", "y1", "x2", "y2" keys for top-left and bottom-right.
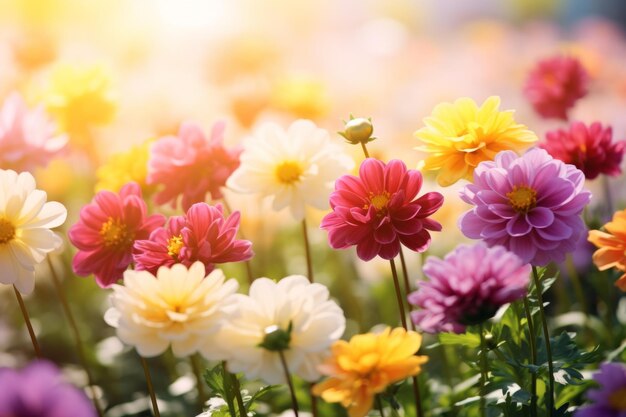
[{"x1": 439, "y1": 332, "x2": 481, "y2": 348}]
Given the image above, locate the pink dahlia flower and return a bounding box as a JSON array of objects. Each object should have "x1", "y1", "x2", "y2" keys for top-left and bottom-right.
[
  {"x1": 459, "y1": 148, "x2": 591, "y2": 266},
  {"x1": 69, "y1": 182, "x2": 165, "y2": 287},
  {"x1": 524, "y1": 55, "x2": 589, "y2": 120},
  {"x1": 0, "y1": 92, "x2": 67, "y2": 171},
  {"x1": 148, "y1": 122, "x2": 241, "y2": 211},
  {"x1": 541, "y1": 121, "x2": 625, "y2": 180},
  {"x1": 408, "y1": 243, "x2": 530, "y2": 333},
  {"x1": 321, "y1": 158, "x2": 444, "y2": 261},
  {"x1": 133, "y1": 202, "x2": 253, "y2": 275}
]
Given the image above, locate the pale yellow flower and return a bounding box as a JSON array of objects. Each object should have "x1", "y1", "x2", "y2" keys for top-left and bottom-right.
[
  {"x1": 95, "y1": 140, "x2": 154, "y2": 195},
  {"x1": 414, "y1": 96, "x2": 537, "y2": 187}
]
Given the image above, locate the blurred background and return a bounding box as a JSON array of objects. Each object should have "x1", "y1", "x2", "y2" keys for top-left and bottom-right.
[{"x1": 1, "y1": 0, "x2": 626, "y2": 416}]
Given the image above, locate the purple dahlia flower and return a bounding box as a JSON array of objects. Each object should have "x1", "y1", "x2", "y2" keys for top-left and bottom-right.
[
  {"x1": 575, "y1": 363, "x2": 626, "y2": 417},
  {"x1": 0, "y1": 360, "x2": 97, "y2": 417},
  {"x1": 459, "y1": 148, "x2": 591, "y2": 266},
  {"x1": 408, "y1": 242, "x2": 530, "y2": 333}
]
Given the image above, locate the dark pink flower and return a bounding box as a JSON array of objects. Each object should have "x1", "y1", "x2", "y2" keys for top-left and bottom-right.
[
  {"x1": 148, "y1": 122, "x2": 241, "y2": 211},
  {"x1": 69, "y1": 182, "x2": 165, "y2": 287},
  {"x1": 321, "y1": 158, "x2": 444, "y2": 261},
  {"x1": 524, "y1": 55, "x2": 589, "y2": 120},
  {"x1": 133, "y1": 203, "x2": 253, "y2": 275},
  {"x1": 541, "y1": 121, "x2": 625, "y2": 180},
  {"x1": 408, "y1": 243, "x2": 530, "y2": 333},
  {"x1": 0, "y1": 92, "x2": 67, "y2": 171}
]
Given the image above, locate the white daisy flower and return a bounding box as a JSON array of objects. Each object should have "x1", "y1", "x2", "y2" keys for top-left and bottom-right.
[
  {"x1": 0, "y1": 170, "x2": 67, "y2": 294},
  {"x1": 227, "y1": 119, "x2": 354, "y2": 220},
  {"x1": 106, "y1": 262, "x2": 238, "y2": 358},
  {"x1": 218, "y1": 275, "x2": 346, "y2": 384}
]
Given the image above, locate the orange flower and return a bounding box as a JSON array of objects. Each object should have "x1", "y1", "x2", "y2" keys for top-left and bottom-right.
[
  {"x1": 312, "y1": 327, "x2": 427, "y2": 417},
  {"x1": 588, "y1": 209, "x2": 626, "y2": 290}
]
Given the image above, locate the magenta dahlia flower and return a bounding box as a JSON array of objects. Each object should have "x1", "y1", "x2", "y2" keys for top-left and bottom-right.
[
  {"x1": 69, "y1": 182, "x2": 165, "y2": 287},
  {"x1": 133, "y1": 202, "x2": 253, "y2": 274},
  {"x1": 148, "y1": 122, "x2": 241, "y2": 211},
  {"x1": 542, "y1": 121, "x2": 625, "y2": 180},
  {"x1": 408, "y1": 243, "x2": 530, "y2": 333},
  {"x1": 0, "y1": 92, "x2": 67, "y2": 172},
  {"x1": 321, "y1": 158, "x2": 444, "y2": 261},
  {"x1": 0, "y1": 360, "x2": 97, "y2": 417},
  {"x1": 575, "y1": 363, "x2": 626, "y2": 417},
  {"x1": 524, "y1": 55, "x2": 589, "y2": 120},
  {"x1": 459, "y1": 148, "x2": 591, "y2": 266}
]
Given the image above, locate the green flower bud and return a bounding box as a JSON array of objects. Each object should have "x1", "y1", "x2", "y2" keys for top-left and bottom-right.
[
  {"x1": 258, "y1": 322, "x2": 292, "y2": 351},
  {"x1": 338, "y1": 116, "x2": 376, "y2": 145}
]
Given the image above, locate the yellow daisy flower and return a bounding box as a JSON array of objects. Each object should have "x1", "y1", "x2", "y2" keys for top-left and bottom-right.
[
  {"x1": 313, "y1": 327, "x2": 428, "y2": 417},
  {"x1": 95, "y1": 140, "x2": 154, "y2": 196},
  {"x1": 414, "y1": 96, "x2": 537, "y2": 187}
]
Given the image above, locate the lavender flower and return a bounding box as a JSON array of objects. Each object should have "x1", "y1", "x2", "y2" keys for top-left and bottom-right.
[{"x1": 576, "y1": 363, "x2": 626, "y2": 417}]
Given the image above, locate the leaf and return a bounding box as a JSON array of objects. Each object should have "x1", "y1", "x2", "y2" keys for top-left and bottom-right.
[
  {"x1": 439, "y1": 332, "x2": 481, "y2": 348},
  {"x1": 245, "y1": 384, "x2": 279, "y2": 411}
]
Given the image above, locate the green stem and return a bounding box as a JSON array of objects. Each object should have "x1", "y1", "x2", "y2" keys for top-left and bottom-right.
[
  {"x1": 301, "y1": 219, "x2": 314, "y2": 283},
  {"x1": 13, "y1": 285, "x2": 42, "y2": 359},
  {"x1": 360, "y1": 141, "x2": 370, "y2": 158},
  {"x1": 479, "y1": 323, "x2": 487, "y2": 417},
  {"x1": 47, "y1": 258, "x2": 104, "y2": 417},
  {"x1": 532, "y1": 266, "x2": 554, "y2": 416},
  {"x1": 230, "y1": 370, "x2": 247, "y2": 417},
  {"x1": 278, "y1": 350, "x2": 299, "y2": 417},
  {"x1": 523, "y1": 297, "x2": 537, "y2": 417},
  {"x1": 139, "y1": 356, "x2": 161, "y2": 417},
  {"x1": 376, "y1": 395, "x2": 386, "y2": 417},
  {"x1": 565, "y1": 254, "x2": 588, "y2": 315},
  {"x1": 399, "y1": 248, "x2": 416, "y2": 331},
  {"x1": 190, "y1": 354, "x2": 207, "y2": 410}
]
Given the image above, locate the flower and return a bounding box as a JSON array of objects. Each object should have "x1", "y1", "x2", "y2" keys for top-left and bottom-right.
[
  {"x1": 321, "y1": 158, "x2": 443, "y2": 261},
  {"x1": 0, "y1": 170, "x2": 67, "y2": 294},
  {"x1": 338, "y1": 116, "x2": 376, "y2": 145},
  {"x1": 524, "y1": 55, "x2": 589, "y2": 120},
  {"x1": 133, "y1": 203, "x2": 252, "y2": 275},
  {"x1": 217, "y1": 276, "x2": 345, "y2": 384},
  {"x1": 148, "y1": 122, "x2": 241, "y2": 211},
  {"x1": 227, "y1": 119, "x2": 354, "y2": 220},
  {"x1": 459, "y1": 148, "x2": 591, "y2": 266},
  {"x1": 106, "y1": 262, "x2": 238, "y2": 358},
  {"x1": 541, "y1": 121, "x2": 625, "y2": 180},
  {"x1": 0, "y1": 92, "x2": 67, "y2": 172},
  {"x1": 43, "y1": 64, "x2": 116, "y2": 140},
  {"x1": 408, "y1": 243, "x2": 530, "y2": 333},
  {"x1": 96, "y1": 140, "x2": 155, "y2": 195},
  {"x1": 68, "y1": 182, "x2": 165, "y2": 288},
  {"x1": 0, "y1": 360, "x2": 97, "y2": 417},
  {"x1": 312, "y1": 327, "x2": 427, "y2": 417},
  {"x1": 574, "y1": 363, "x2": 626, "y2": 417},
  {"x1": 588, "y1": 209, "x2": 626, "y2": 290},
  {"x1": 414, "y1": 96, "x2": 537, "y2": 187}
]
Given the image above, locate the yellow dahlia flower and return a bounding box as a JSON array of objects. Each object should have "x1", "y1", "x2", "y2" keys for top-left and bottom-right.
[
  {"x1": 313, "y1": 327, "x2": 428, "y2": 417},
  {"x1": 414, "y1": 96, "x2": 537, "y2": 187},
  {"x1": 95, "y1": 140, "x2": 154, "y2": 195}
]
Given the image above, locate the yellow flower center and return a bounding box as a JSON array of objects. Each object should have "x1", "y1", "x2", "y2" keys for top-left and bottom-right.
[
  {"x1": 370, "y1": 193, "x2": 390, "y2": 211},
  {"x1": 100, "y1": 217, "x2": 134, "y2": 250},
  {"x1": 609, "y1": 387, "x2": 626, "y2": 410},
  {"x1": 0, "y1": 218, "x2": 16, "y2": 244},
  {"x1": 275, "y1": 161, "x2": 303, "y2": 185},
  {"x1": 506, "y1": 185, "x2": 537, "y2": 213},
  {"x1": 167, "y1": 235, "x2": 184, "y2": 259}
]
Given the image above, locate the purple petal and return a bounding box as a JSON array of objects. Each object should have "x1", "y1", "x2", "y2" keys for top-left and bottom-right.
[{"x1": 526, "y1": 207, "x2": 554, "y2": 228}]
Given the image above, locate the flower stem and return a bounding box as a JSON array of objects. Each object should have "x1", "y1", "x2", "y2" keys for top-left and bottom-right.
[
  {"x1": 13, "y1": 285, "x2": 42, "y2": 359},
  {"x1": 602, "y1": 176, "x2": 614, "y2": 220},
  {"x1": 360, "y1": 142, "x2": 370, "y2": 158},
  {"x1": 398, "y1": 248, "x2": 416, "y2": 331},
  {"x1": 523, "y1": 297, "x2": 537, "y2": 417},
  {"x1": 301, "y1": 219, "x2": 314, "y2": 283},
  {"x1": 47, "y1": 258, "x2": 104, "y2": 417},
  {"x1": 565, "y1": 254, "x2": 588, "y2": 315},
  {"x1": 190, "y1": 354, "x2": 207, "y2": 410},
  {"x1": 389, "y1": 258, "x2": 423, "y2": 417},
  {"x1": 278, "y1": 350, "x2": 299, "y2": 417},
  {"x1": 139, "y1": 355, "x2": 161, "y2": 417},
  {"x1": 532, "y1": 266, "x2": 554, "y2": 416},
  {"x1": 309, "y1": 382, "x2": 318, "y2": 417},
  {"x1": 376, "y1": 395, "x2": 386, "y2": 417},
  {"x1": 479, "y1": 323, "x2": 487, "y2": 417},
  {"x1": 229, "y1": 369, "x2": 247, "y2": 417}
]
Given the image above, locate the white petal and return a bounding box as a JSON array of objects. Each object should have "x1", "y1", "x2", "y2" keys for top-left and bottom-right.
[
  {"x1": 13, "y1": 266, "x2": 35, "y2": 295},
  {"x1": 23, "y1": 201, "x2": 67, "y2": 229},
  {"x1": 0, "y1": 248, "x2": 18, "y2": 285}
]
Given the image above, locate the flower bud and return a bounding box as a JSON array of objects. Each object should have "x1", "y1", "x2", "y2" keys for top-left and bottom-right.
[
  {"x1": 258, "y1": 323, "x2": 292, "y2": 351},
  {"x1": 338, "y1": 116, "x2": 375, "y2": 145}
]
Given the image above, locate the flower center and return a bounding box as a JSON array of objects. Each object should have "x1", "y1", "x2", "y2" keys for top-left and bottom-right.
[
  {"x1": 275, "y1": 161, "x2": 303, "y2": 185},
  {"x1": 370, "y1": 193, "x2": 390, "y2": 211},
  {"x1": 0, "y1": 218, "x2": 16, "y2": 244},
  {"x1": 100, "y1": 217, "x2": 134, "y2": 250},
  {"x1": 609, "y1": 387, "x2": 626, "y2": 410},
  {"x1": 167, "y1": 234, "x2": 184, "y2": 259},
  {"x1": 506, "y1": 185, "x2": 537, "y2": 213}
]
